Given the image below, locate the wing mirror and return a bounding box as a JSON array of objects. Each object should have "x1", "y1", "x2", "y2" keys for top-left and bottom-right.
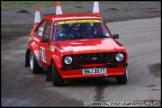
[{"x1": 113, "y1": 34, "x2": 119, "y2": 39}]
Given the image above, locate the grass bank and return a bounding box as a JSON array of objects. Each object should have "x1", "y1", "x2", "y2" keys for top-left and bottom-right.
[{"x1": 1, "y1": 1, "x2": 73, "y2": 9}]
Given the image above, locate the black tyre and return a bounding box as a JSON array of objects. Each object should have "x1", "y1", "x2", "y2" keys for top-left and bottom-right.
[
  {"x1": 46, "y1": 66, "x2": 52, "y2": 81},
  {"x1": 30, "y1": 52, "x2": 43, "y2": 74},
  {"x1": 116, "y1": 69, "x2": 128, "y2": 84},
  {"x1": 52, "y1": 62, "x2": 64, "y2": 86}
]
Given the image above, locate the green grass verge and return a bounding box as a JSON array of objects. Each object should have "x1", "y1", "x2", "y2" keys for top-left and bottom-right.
[{"x1": 1, "y1": 1, "x2": 73, "y2": 9}]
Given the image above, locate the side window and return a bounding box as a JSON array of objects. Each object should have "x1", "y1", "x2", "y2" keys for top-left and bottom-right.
[
  {"x1": 43, "y1": 21, "x2": 52, "y2": 39},
  {"x1": 52, "y1": 26, "x2": 57, "y2": 41},
  {"x1": 36, "y1": 20, "x2": 47, "y2": 37}
]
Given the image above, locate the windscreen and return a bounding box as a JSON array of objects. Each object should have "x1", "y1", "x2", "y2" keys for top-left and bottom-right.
[{"x1": 53, "y1": 19, "x2": 111, "y2": 41}]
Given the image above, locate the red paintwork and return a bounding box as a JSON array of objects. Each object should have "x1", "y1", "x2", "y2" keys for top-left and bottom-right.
[
  {"x1": 44, "y1": 13, "x2": 102, "y2": 22},
  {"x1": 27, "y1": 13, "x2": 128, "y2": 79}
]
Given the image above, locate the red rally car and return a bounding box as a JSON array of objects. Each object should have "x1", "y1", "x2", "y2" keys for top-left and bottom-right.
[{"x1": 25, "y1": 1, "x2": 128, "y2": 86}]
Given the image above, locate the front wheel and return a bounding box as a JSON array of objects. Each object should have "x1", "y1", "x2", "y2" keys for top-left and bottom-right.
[
  {"x1": 30, "y1": 51, "x2": 43, "y2": 74},
  {"x1": 46, "y1": 66, "x2": 52, "y2": 82},
  {"x1": 52, "y1": 62, "x2": 64, "y2": 86},
  {"x1": 116, "y1": 69, "x2": 128, "y2": 84}
]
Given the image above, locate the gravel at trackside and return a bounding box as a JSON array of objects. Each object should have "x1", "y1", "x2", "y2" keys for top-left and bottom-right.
[
  {"x1": 2, "y1": 1, "x2": 161, "y2": 25},
  {"x1": 1, "y1": 1, "x2": 161, "y2": 41}
]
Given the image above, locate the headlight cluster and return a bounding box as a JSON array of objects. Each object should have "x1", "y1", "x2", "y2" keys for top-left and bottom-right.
[
  {"x1": 115, "y1": 53, "x2": 124, "y2": 62},
  {"x1": 64, "y1": 56, "x2": 72, "y2": 64},
  {"x1": 63, "y1": 53, "x2": 124, "y2": 64}
]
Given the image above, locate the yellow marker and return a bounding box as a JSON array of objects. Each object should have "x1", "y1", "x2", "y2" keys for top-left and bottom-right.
[
  {"x1": 28, "y1": 36, "x2": 33, "y2": 41},
  {"x1": 55, "y1": 19, "x2": 102, "y2": 25}
]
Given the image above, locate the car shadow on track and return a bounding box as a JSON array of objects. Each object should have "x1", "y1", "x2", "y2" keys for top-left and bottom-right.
[
  {"x1": 62, "y1": 77, "x2": 119, "y2": 87},
  {"x1": 33, "y1": 71, "x2": 122, "y2": 87}
]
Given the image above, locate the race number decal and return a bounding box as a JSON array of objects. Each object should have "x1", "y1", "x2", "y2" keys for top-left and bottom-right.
[{"x1": 40, "y1": 47, "x2": 46, "y2": 63}]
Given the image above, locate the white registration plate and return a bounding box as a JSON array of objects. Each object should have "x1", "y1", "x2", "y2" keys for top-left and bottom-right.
[{"x1": 82, "y1": 68, "x2": 106, "y2": 75}]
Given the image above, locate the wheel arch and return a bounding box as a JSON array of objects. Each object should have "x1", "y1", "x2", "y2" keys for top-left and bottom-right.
[{"x1": 51, "y1": 55, "x2": 62, "y2": 75}]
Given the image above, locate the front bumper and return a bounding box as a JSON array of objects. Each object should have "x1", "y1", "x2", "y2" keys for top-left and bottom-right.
[
  {"x1": 61, "y1": 63, "x2": 128, "y2": 70},
  {"x1": 58, "y1": 63, "x2": 128, "y2": 79}
]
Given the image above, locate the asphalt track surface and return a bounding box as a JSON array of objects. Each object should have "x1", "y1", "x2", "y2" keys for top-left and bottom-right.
[{"x1": 1, "y1": 17, "x2": 161, "y2": 107}]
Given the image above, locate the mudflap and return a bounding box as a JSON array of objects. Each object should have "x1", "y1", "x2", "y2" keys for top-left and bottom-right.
[{"x1": 25, "y1": 48, "x2": 30, "y2": 67}]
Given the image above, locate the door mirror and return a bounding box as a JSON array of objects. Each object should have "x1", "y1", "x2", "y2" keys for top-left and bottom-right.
[
  {"x1": 42, "y1": 37, "x2": 49, "y2": 42},
  {"x1": 113, "y1": 34, "x2": 119, "y2": 39}
]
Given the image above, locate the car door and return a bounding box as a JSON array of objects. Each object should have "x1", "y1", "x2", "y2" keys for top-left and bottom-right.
[
  {"x1": 32, "y1": 20, "x2": 47, "y2": 64},
  {"x1": 39, "y1": 21, "x2": 53, "y2": 69}
]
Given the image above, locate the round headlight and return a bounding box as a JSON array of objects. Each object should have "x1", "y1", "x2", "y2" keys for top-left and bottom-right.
[
  {"x1": 64, "y1": 56, "x2": 72, "y2": 64},
  {"x1": 115, "y1": 53, "x2": 124, "y2": 61}
]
